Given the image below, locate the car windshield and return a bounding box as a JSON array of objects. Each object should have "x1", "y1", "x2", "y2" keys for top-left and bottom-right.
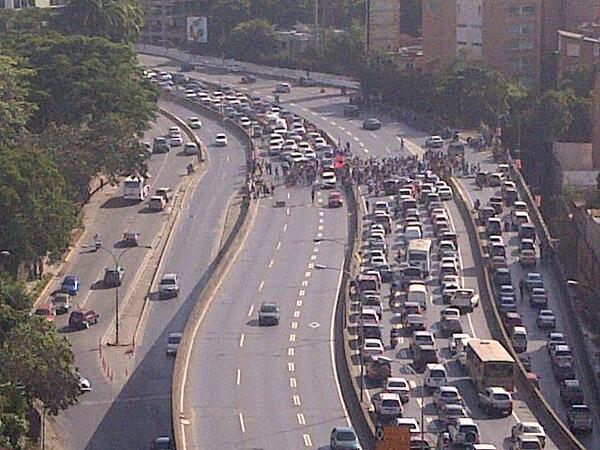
[
  {"x1": 336, "y1": 431, "x2": 356, "y2": 441},
  {"x1": 523, "y1": 425, "x2": 540, "y2": 433},
  {"x1": 167, "y1": 336, "x2": 181, "y2": 344},
  {"x1": 389, "y1": 381, "x2": 405, "y2": 389},
  {"x1": 161, "y1": 279, "x2": 176, "y2": 285},
  {"x1": 261, "y1": 304, "x2": 277, "y2": 312}
]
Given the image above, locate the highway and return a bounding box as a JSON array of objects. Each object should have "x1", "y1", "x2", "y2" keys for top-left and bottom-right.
[
  {"x1": 52, "y1": 99, "x2": 247, "y2": 450},
  {"x1": 138, "y1": 55, "x2": 580, "y2": 448},
  {"x1": 456, "y1": 145, "x2": 600, "y2": 449},
  {"x1": 181, "y1": 178, "x2": 350, "y2": 449}
]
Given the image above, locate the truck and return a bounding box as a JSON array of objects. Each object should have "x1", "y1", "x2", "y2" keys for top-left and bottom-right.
[{"x1": 466, "y1": 339, "x2": 515, "y2": 391}]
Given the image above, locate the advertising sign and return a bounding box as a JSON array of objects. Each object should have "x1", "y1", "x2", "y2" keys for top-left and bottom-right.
[{"x1": 187, "y1": 16, "x2": 207, "y2": 43}]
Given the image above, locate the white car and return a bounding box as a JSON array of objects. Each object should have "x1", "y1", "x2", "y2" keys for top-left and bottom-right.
[
  {"x1": 304, "y1": 149, "x2": 317, "y2": 160},
  {"x1": 537, "y1": 309, "x2": 556, "y2": 328},
  {"x1": 79, "y1": 375, "x2": 91, "y2": 392},
  {"x1": 438, "y1": 186, "x2": 454, "y2": 200},
  {"x1": 166, "y1": 332, "x2": 182, "y2": 355},
  {"x1": 170, "y1": 135, "x2": 183, "y2": 146},
  {"x1": 188, "y1": 117, "x2": 202, "y2": 129},
  {"x1": 322, "y1": 171, "x2": 337, "y2": 189},
  {"x1": 168, "y1": 126, "x2": 181, "y2": 137},
  {"x1": 239, "y1": 116, "x2": 251, "y2": 128},
  {"x1": 384, "y1": 377, "x2": 410, "y2": 403},
  {"x1": 362, "y1": 338, "x2": 385, "y2": 357},
  {"x1": 425, "y1": 135, "x2": 444, "y2": 148},
  {"x1": 511, "y1": 422, "x2": 546, "y2": 447},
  {"x1": 372, "y1": 392, "x2": 403, "y2": 418},
  {"x1": 184, "y1": 142, "x2": 198, "y2": 155},
  {"x1": 184, "y1": 89, "x2": 197, "y2": 98},
  {"x1": 215, "y1": 133, "x2": 228, "y2": 146}
]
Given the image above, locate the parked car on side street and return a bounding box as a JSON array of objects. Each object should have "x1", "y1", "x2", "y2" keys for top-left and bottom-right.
[{"x1": 69, "y1": 309, "x2": 99, "y2": 330}]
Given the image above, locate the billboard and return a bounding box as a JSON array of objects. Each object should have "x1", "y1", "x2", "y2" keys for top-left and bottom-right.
[{"x1": 187, "y1": 16, "x2": 207, "y2": 43}]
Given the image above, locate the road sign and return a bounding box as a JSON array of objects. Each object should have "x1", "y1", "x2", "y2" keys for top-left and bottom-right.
[{"x1": 376, "y1": 425, "x2": 411, "y2": 450}]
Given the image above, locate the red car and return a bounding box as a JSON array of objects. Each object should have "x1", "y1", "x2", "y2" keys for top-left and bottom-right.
[
  {"x1": 34, "y1": 305, "x2": 56, "y2": 322},
  {"x1": 328, "y1": 191, "x2": 343, "y2": 208}
]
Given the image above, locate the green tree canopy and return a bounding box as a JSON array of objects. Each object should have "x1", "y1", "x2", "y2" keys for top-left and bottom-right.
[
  {"x1": 0, "y1": 319, "x2": 80, "y2": 415},
  {"x1": 226, "y1": 19, "x2": 275, "y2": 61},
  {"x1": 5, "y1": 34, "x2": 158, "y2": 132},
  {"x1": 0, "y1": 54, "x2": 36, "y2": 143},
  {"x1": 55, "y1": 0, "x2": 143, "y2": 43},
  {"x1": 0, "y1": 146, "x2": 77, "y2": 268}
]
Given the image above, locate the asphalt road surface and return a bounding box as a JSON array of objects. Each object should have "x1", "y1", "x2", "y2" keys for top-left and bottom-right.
[{"x1": 52, "y1": 100, "x2": 246, "y2": 450}]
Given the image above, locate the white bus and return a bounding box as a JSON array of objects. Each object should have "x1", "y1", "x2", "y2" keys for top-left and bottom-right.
[
  {"x1": 123, "y1": 175, "x2": 150, "y2": 201},
  {"x1": 406, "y1": 239, "x2": 433, "y2": 277}
]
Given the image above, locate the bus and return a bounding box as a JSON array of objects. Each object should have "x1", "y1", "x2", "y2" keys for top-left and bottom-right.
[
  {"x1": 123, "y1": 175, "x2": 150, "y2": 201},
  {"x1": 466, "y1": 339, "x2": 515, "y2": 391},
  {"x1": 406, "y1": 239, "x2": 433, "y2": 277}
]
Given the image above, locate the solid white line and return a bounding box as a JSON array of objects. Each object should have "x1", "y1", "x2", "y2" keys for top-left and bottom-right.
[
  {"x1": 330, "y1": 257, "x2": 353, "y2": 426},
  {"x1": 247, "y1": 304, "x2": 254, "y2": 317},
  {"x1": 239, "y1": 334, "x2": 245, "y2": 347},
  {"x1": 239, "y1": 412, "x2": 246, "y2": 432},
  {"x1": 236, "y1": 369, "x2": 241, "y2": 385}
]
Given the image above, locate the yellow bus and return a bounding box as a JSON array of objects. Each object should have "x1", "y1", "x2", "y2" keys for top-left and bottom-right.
[{"x1": 466, "y1": 339, "x2": 515, "y2": 391}]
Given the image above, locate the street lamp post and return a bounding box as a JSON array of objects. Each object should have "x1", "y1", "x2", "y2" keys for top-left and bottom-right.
[{"x1": 93, "y1": 243, "x2": 151, "y2": 345}]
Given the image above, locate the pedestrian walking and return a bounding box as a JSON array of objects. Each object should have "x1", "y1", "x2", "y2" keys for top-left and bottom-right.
[{"x1": 365, "y1": 199, "x2": 370, "y2": 212}]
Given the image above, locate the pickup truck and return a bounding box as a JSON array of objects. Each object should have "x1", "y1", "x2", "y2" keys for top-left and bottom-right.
[{"x1": 478, "y1": 387, "x2": 513, "y2": 416}]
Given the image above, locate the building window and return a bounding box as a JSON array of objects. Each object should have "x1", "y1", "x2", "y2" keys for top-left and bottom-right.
[
  {"x1": 508, "y1": 6, "x2": 520, "y2": 15},
  {"x1": 457, "y1": 23, "x2": 467, "y2": 28},
  {"x1": 508, "y1": 24, "x2": 521, "y2": 33},
  {"x1": 522, "y1": 5, "x2": 536, "y2": 15},
  {"x1": 521, "y1": 23, "x2": 535, "y2": 33}
]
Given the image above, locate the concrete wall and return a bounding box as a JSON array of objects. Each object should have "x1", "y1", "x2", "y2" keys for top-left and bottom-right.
[
  {"x1": 422, "y1": 0, "x2": 457, "y2": 68},
  {"x1": 368, "y1": 0, "x2": 402, "y2": 52}
]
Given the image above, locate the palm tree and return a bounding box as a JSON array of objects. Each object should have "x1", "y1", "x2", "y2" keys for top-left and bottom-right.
[{"x1": 56, "y1": 0, "x2": 143, "y2": 43}]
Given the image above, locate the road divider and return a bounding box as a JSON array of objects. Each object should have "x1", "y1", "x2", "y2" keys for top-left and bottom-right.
[{"x1": 449, "y1": 176, "x2": 586, "y2": 450}]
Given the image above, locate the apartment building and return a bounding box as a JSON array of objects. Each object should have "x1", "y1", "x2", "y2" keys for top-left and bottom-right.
[
  {"x1": 423, "y1": 0, "x2": 542, "y2": 86},
  {"x1": 141, "y1": 0, "x2": 188, "y2": 46},
  {"x1": 368, "y1": 0, "x2": 403, "y2": 52},
  {"x1": 557, "y1": 27, "x2": 600, "y2": 77}
]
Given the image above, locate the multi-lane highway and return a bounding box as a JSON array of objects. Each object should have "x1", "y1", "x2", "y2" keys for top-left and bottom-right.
[{"x1": 52, "y1": 99, "x2": 247, "y2": 449}]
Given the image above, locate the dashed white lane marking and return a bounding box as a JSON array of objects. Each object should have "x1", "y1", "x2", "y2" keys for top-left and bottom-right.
[
  {"x1": 289, "y1": 103, "x2": 297, "y2": 106},
  {"x1": 319, "y1": 211, "x2": 324, "y2": 216},
  {"x1": 286, "y1": 207, "x2": 290, "y2": 216},
  {"x1": 258, "y1": 281, "x2": 265, "y2": 292},
  {"x1": 294, "y1": 310, "x2": 301, "y2": 318},
  {"x1": 283, "y1": 223, "x2": 288, "y2": 232},
  {"x1": 359, "y1": 142, "x2": 365, "y2": 147},
  {"x1": 239, "y1": 334, "x2": 245, "y2": 347},
  {"x1": 307, "y1": 262, "x2": 314, "y2": 269},
  {"x1": 296, "y1": 300, "x2": 303, "y2": 308},
  {"x1": 370, "y1": 133, "x2": 379, "y2": 140},
  {"x1": 288, "y1": 362, "x2": 296, "y2": 372},
  {"x1": 289, "y1": 334, "x2": 296, "y2": 342},
  {"x1": 301, "y1": 280, "x2": 309, "y2": 286},
  {"x1": 318, "y1": 225, "x2": 324, "y2": 231},
  {"x1": 299, "y1": 289, "x2": 306, "y2": 297},
  {"x1": 236, "y1": 369, "x2": 241, "y2": 385},
  {"x1": 297, "y1": 413, "x2": 306, "y2": 425},
  {"x1": 339, "y1": 126, "x2": 346, "y2": 131},
  {"x1": 303, "y1": 434, "x2": 313, "y2": 447},
  {"x1": 353, "y1": 136, "x2": 359, "y2": 141},
  {"x1": 268, "y1": 259, "x2": 274, "y2": 268},
  {"x1": 293, "y1": 394, "x2": 301, "y2": 406},
  {"x1": 290, "y1": 377, "x2": 297, "y2": 388},
  {"x1": 330, "y1": 121, "x2": 336, "y2": 125},
  {"x1": 287, "y1": 192, "x2": 291, "y2": 199},
  {"x1": 364, "y1": 149, "x2": 370, "y2": 154},
  {"x1": 310, "y1": 254, "x2": 317, "y2": 260},
  {"x1": 386, "y1": 146, "x2": 392, "y2": 154},
  {"x1": 288, "y1": 347, "x2": 295, "y2": 356},
  {"x1": 300, "y1": 107, "x2": 308, "y2": 111},
  {"x1": 319, "y1": 218, "x2": 324, "y2": 223},
  {"x1": 346, "y1": 131, "x2": 352, "y2": 136},
  {"x1": 239, "y1": 412, "x2": 246, "y2": 432},
  {"x1": 276, "y1": 241, "x2": 282, "y2": 250},
  {"x1": 247, "y1": 305, "x2": 254, "y2": 317},
  {"x1": 313, "y1": 247, "x2": 319, "y2": 252},
  {"x1": 317, "y1": 232, "x2": 323, "y2": 237},
  {"x1": 291, "y1": 321, "x2": 298, "y2": 329}
]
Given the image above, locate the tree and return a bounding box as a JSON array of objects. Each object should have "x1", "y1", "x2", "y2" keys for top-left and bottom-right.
[
  {"x1": 0, "y1": 54, "x2": 36, "y2": 143},
  {"x1": 3, "y1": 33, "x2": 158, "y2": 133},
  {"x1": 0, "y1": 320, "x2": 80, "y2": 415},
  {"x1": 0, "y1": 275, "x2": 31, "y2": 312},
  {"x1": 226, "y1": 19, "x2": 275, "y2": 61},
  {"x1": 0, "y1": 8, "x2": 52, "y2": 33},
  {"x1": 208, "y1": 0, "x2": 250, "y2": 49},
  {"x1": 55, "y1": 0, "x2": 144, "y2": 43},
  {"x1": 0, "y1": 146, "x2": 77, "y2": 268}
]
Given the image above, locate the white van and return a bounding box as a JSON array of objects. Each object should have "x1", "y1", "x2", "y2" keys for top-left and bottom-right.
[
  {"x1": 511, "y1": 326, "x2": 528, "y2": 354},
  {"x1": 424, "y1": 364, "x2": 447, "y2": 390},
  {"x1": 407, "y1": 283, "x2": 429, "y2": 310}
]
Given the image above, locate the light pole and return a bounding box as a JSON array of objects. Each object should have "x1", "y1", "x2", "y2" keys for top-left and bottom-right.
[{"x1": 91, "y1": 243, "x2": 151, "y2": 345}]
